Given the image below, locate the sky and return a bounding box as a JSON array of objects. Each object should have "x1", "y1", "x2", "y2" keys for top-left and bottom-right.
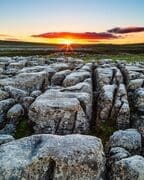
[{"x1": 0, "y1": 0, "x2": 144, "y2": 44}]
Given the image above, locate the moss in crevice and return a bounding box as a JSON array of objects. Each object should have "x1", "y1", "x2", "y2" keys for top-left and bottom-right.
[
  {"x1": 14, "y1": 117, "x2": 33, "y2": 139},
  {"x1": 89, "y1": 117, "x2": 117, "y2": 146}
]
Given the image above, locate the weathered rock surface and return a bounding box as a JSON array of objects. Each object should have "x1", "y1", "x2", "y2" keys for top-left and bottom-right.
[
  {"x1": 7, "y1": 104, "x2": 24, "y2": 119},
  {"x1": 108, "y1": 129, "x2": 142, "y2": 154},
  {"x1": 4, "y1": 86, "x2": 28, "y2": 102},
  {"x1": 110, "y1": 155, "x2": 144, "y2": 180},
  {"x1": 0, "y1": 98, "x2": 16, "y2": 114},
  {"x1": 0, "y1": 89, "x2": 9, "y2": 101},
  {"x1": 29, "y1": 89, "x2": 91, "y2": 134},
  {"x1": 30, "y1": 90, "x2": 42, "y2": 98},
  {"x1": 134, "y1": 88, "x2": 144, "y2": 112},
  {"x1": 51, "y1": 69, "x2": 71, "y2": 86},
  {"x1": 22, "y1": 96, "x2": 35, "y2": 111},
  {"x1": 94, "y1": 64, "x2": 130, "y2": 130},
  {"x1": 0, "y1": 134, "x2": 14, "y2": 145},
  {"x1": 109, "y1": 147, "x2": 130, "y2": 162},
  {"x1": 0, "y1": 134, "x2": 105, "y2": 180},
  {"x1": 107, "y1": 129, "x2": 144, "y2": 180},
  {"x1": 63, "y1": 70, "x2": 91, "y2": 87},
  {"x1": 118, "y1": 62, "x2": 144, "y2": 130},
  {"x1": 0, "y1": 71, "x2": 49, "y2": 92}
]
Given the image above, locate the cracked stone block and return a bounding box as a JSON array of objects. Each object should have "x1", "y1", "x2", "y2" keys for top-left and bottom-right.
[
  {"x1": 0, "y1": 71, "x2": 49, "y2": 93},
  {"x1": 113, "y1": 84, "x2": 130, "y2": 129},
  {"x1": 29, "y1": 89, "x2": 90, "y2": 134},
  {"x1": 95, "y1": 66, "x2": 123, "y2": 86},
  {"x1": 51, "y1": 69, "x2": 71, "y2": 86},
  {"x1": 119, "y1": 63, "x2": 144, "y2": 130},
  {"x1": 63, "y1": 70, "x2": 91, "y2": 87},
  {"x1": 97, "y1": 84, "x2": 116, "y2": 123},
  {"x1": 95, "y1": 64, "x2": 130, "y2": 129}
]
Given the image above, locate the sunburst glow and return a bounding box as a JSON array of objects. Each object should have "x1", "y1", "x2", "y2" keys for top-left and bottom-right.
[
  {"x1": 59, "y1": 39, "x2": 74, "y2": 51},
  {"x1": 62, "y1": 39, "x2": 73, "y2": 45}
]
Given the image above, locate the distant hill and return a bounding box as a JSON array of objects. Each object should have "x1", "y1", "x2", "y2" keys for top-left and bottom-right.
[
  {"x1": 0, "y1": 40, "x2": 144, "y2": 47},
  {"x1": 0, "y1": 40, "x2": 58, "y2": 47},
  {"x1": 0, "y1": 40, "x2": 144, "y2": 56}
]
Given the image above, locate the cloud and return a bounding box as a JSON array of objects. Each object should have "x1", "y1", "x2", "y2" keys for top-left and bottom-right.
[
  {"x1": 4, "y1": 38, "x2": 20, "y2": 41},
  {"x1": 108, "y1": 27, "x2": 144, "y2": 34},
  {"x1": 0, "y1": 34, "x2": 21, "y2": 41},
  {"x1": 31, "y1": 32, "x2": 118, "y2": 40},
  {"x1": 0, "y1": 34, "x2": 10, "y2": 37}
]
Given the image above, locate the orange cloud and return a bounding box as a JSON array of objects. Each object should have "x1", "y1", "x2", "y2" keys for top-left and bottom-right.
[
  {"x1": 108, "y1": 27, "x2": 144, "y2": 34},
  {"x1": 31, "y1": 32, "x2": 119, "y2": 40}
]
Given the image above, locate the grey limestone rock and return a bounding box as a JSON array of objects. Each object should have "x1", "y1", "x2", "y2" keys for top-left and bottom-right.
[
  {"x1": 63, "y1": 70, "x2": 91, "y2": 87},
  {"x1": 0, "y1": 89, "x2": 9, "y2": 101},
  {"x1": 110, "y1": 155, "x2": 144, "y2": 180},
  {"x1": 0, "y1": 134, "x2": 14, "y2": 145},
  {"x1": 108, "y1": 129, "x2": 142, "y2": 154},
  {"x1": 29, "y1": 89, "x2": 90, "y2": 134},
  {"x1": 51, "y1": 69, "x2": 71, "y2": 86},
  {"x1": 7, "y1": 104, "x2": 24, "y2": 119},
  {"x1": 0, "y1": 134, "x2": 105, "y2": 180}
]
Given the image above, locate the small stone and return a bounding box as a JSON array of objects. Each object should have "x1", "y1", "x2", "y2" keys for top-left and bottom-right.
[
  {"x1": 22, "y1": 96, "x2": 35, "y2": 110},
  {"x1": 51, "y1": 69, "x2": 71, "y2": 86},
  {"x1": 111, "y1": 155, "x2": 144, "y2": 180},
  {"x1": 109, "y1": 129, "x2": 142, "y2": 154},
  {"x1": 30, "y1": 90, "x2": 42, "y2": 98},
  {"x1": 4, "y1": 86, "x2": 28, "y2": 102},
  {"x1": 7, "y1": 104, "x2": 24, "y2": 119},
  {"x1": 134, "y1": 88, "x2": 144, "y2": 112},
  {"x1": 0, "y1": 90, "x2": 9, "y2": 101},
  {"x1": 63, "y1": 71, "x2": 91, "y2": 87}
]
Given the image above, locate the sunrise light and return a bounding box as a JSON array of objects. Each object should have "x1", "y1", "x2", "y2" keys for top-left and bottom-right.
[{"x1": 62, "y1": 39, "x2": 73, "y2": 45}]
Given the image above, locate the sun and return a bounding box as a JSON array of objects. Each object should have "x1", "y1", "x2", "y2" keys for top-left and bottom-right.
[
  {"x1": 63, "y1": 39, "x2": 73, "y2": 45},
  {"x1": 59, "y1": 39, "x2": 74, "y2": 51}
]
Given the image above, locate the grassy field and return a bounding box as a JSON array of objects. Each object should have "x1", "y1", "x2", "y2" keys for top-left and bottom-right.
[{"x1": 0, "y1": 40, "x2": 144, "y2": 62}]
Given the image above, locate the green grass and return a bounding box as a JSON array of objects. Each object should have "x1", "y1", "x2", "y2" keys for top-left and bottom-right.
[
  {"x1": 47, "y1": 52, "x2": 144, "y2": 63},
  {"x1": 0, "y1": 41, "x2": 144, "y2": 62},
  {"x1": 81, "y1": 53, "x2": 144, "y2": 62}
]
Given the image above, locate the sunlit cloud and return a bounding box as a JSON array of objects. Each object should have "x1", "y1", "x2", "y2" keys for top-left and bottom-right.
[
  {"x1": 0, "y1": 34, "x2": 11, "y2": 37},
  {"x1": 4, "y1": 38, "x2": 21, "y2": 41},
  {"x1": 108, "y1": 27, "x2": 144, "y2": 34},
  {"x1": 31, "y1": 32, "x2": 119, "y2": 41},
  {"x1": 0, "y1": 33, "x2": 21, "y2": 41}
]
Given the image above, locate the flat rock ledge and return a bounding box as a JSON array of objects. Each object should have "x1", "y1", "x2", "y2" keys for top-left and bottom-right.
[{"x1": 0, "y1": 134, "x2": 105, "y2": 180}]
